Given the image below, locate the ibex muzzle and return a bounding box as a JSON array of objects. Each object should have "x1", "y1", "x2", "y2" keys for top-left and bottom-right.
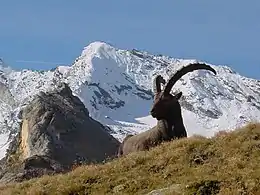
[{"x1": 150, "y1": 63, "x2": 216, "y2": 120}]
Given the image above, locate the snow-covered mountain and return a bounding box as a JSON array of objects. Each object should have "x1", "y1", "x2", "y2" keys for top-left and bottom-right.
[{"x1": 0, "y1": 41, "x2": 260, "y2": 159}]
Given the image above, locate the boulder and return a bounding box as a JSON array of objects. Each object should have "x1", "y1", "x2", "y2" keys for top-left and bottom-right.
[{"x1": 0, "y1": 83, "x2": 120, "y2": 183}]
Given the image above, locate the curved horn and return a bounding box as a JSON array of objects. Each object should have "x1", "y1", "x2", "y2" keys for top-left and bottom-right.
[
  {"x1": 163, "y1": 63, "x2": 217, "y2": 95},
  {"x1": 153, "y1": 75, "x2": 166, "y2": 100}
]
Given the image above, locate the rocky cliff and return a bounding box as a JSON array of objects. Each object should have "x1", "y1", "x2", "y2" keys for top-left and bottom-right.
[{"x1": 0, "y1": 83, "x2": 120, "y2": 183}]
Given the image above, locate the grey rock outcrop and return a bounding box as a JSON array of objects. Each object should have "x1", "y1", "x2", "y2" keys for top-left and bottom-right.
[
  {"x1": 0, "y1": 83, "x2": 120, "y2": 183},
  {"x1": 0, "y1": 82, "x2": 16, "y2": 107}
]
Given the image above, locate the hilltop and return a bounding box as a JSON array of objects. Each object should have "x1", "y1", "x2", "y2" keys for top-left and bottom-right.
[{"x1": 0, "y1": 123, "x2": 259, "y2": 195}]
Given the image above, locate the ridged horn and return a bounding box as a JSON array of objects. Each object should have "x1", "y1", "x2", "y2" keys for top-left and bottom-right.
[
  {"x1": 163, "y1": 63, "x2": 217, "y2": 95},
  {"x1": 153, "y1": 75, "x2": 166, "y2": 100}
]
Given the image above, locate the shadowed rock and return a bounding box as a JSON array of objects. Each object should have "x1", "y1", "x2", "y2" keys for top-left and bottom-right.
[{"x1": 0, "y1": 83, "x2": 120, "y2": 183}]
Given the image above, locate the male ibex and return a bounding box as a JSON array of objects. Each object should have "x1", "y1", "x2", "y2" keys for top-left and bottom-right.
[{"x1": 117, "y1": 63, "x2": 217, "y2": 157}]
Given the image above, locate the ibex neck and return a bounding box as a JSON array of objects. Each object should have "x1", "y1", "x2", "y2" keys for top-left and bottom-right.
[
  {"x1": 169, "y1": 115, "x2": 187, "y2": 138},
  {"x1": 157, "y1": 120, "x2": 173, "y2": 138},
  {"x1": 159, "y1": 117, "x2": 187, "y2": 139}
]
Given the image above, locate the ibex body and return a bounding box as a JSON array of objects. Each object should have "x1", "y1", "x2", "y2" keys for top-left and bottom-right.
[{"x1": 118, "y1": 63, "x2": 217, "y2": 157}]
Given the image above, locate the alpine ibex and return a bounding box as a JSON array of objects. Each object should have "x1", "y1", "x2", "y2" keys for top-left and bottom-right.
[{"x1": 117, "y1": 63, "x2": 217, "y2": 157}]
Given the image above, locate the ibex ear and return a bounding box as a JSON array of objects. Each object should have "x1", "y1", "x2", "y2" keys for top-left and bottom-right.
[
  {"x1": 174, "y1": 92, "x2": 182, "y2": 100},
  {"x1": 161, "y1": 77, "x2": 166, "y2": 84}
]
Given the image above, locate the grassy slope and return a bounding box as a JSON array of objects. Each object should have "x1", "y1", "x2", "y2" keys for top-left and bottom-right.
[{"x1": 0, "y1": 123, "x2": 260, "y2": 195}]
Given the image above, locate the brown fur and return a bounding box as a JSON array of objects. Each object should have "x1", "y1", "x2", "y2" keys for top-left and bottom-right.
[{"x1": 118, "y1": 63, "x2": 217, "y2": 157}]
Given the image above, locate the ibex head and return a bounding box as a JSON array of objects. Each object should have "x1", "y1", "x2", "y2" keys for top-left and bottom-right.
[{"x1": 150, "y1": 63, "x2": 217, "y2": 120}]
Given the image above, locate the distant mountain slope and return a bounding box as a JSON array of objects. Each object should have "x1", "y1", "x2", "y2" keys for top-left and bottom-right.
[{"x1": 0, "y1": 41, "x2": 260, "y2": 158}]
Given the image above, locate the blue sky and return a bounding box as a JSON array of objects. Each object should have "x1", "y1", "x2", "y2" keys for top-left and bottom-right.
[{"x1": 0, "y1": 1, "x2": 260, "y2": 79}]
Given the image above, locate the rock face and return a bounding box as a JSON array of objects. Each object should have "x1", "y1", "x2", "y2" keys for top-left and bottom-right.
[{"x1": 0, "y1": 83, "x2": 120, "y2": 183}]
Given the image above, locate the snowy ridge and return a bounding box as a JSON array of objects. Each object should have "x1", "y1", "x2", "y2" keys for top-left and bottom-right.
[{"x1": 0, "y1": 41, "x2": 260, "y2": 159}]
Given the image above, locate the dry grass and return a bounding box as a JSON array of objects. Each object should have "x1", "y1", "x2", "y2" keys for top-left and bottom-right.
[{"x1": 0, "y1": 123, "x2": 260, "y2": 195}]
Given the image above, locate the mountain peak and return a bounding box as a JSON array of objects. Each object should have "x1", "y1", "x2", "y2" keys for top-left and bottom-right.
[{"x1": 81, "y1": 41, "x2": 116, "y2": 58}]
